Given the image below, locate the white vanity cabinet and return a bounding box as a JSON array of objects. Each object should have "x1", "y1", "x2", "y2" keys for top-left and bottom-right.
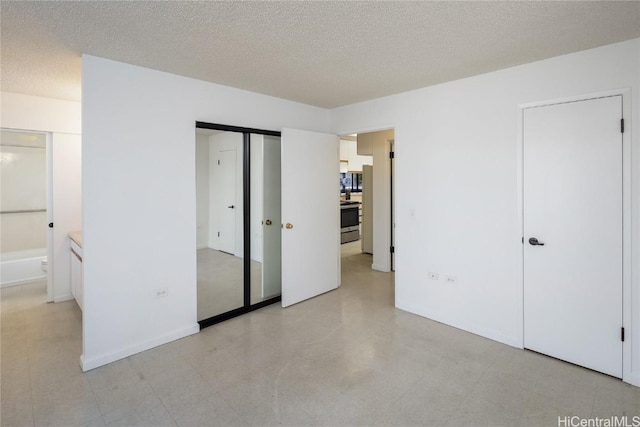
[{"x1": 69, "y1": 234, "x2": 83, "y2": 311}]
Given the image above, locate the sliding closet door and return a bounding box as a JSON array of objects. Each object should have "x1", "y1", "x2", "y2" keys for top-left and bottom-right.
[
  {"x1": 196, "y1": 129, "x2": 244, "y2": 321},
  {"x1": 196, "y1": 123, "x2": 283, "y2": 327},
  {"x1": 250, "y1": 134, "x2": 282, "y2": 305}
]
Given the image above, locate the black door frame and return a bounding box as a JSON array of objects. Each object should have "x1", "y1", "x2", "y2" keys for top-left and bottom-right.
[{"x1": 196, "y1": 121, "x2": 281, "y2": 329}]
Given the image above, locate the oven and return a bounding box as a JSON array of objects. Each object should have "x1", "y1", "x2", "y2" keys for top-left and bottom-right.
[{"x1": 340, "y1": 202, "x2": 360, "y2": 244}]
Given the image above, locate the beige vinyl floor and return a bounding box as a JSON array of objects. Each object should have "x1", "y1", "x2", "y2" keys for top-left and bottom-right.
[{"x1": 1, "y1": 242, "x2": 639, "y2": 426}]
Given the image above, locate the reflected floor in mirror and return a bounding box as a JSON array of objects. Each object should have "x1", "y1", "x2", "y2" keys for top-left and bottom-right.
[{"x1": 197, "y1": 248, "x2": 271, "y2": 321}]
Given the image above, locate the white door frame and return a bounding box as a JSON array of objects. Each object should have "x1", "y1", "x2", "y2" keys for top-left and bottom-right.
[
  {"x1": 0, "y1": 127, "x2": 53, "y2": 301},
  {"x1": 46, "y1": 131, "x2": 53, "y2": 302},
  {"x1": 516, "y1": 89, "x2": 633, "y2": 385}
]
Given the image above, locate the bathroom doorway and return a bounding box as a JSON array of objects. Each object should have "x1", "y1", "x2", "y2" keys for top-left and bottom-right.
[{"x1": 0, "y1": 129, "x2": 49, "y2": 296}]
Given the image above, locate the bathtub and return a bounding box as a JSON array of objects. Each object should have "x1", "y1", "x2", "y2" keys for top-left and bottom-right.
[{"x1": 1, "y1": 249, "x2": 47, "y2": 288}]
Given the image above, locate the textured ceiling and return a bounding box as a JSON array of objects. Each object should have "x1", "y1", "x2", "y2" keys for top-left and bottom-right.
[{"x1": 1, "y1": 1, "x2": 639, "y2": 108}]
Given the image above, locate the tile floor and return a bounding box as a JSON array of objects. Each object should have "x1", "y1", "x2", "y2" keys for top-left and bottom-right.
[{"x1": 2, "y1": 244, "x2": 639, "y2": 427}]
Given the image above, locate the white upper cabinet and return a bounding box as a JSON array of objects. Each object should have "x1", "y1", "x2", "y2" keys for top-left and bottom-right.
[{"x1": 340, "y1": 139, "x2": 372, "y2": 172}]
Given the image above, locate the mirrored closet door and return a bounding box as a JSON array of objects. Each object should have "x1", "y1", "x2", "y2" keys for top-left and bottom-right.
[
  {"x1": 195, "y1": 124, "x2": 282, "y2": 327},
  {"x1": 250, "y1": 134, "x2": 282, "y2": 305}
]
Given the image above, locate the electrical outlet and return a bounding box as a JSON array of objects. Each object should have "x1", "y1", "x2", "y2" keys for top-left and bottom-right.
[
  {"x1": 428, "y1": 272, "x2": 439, "y2": 280},
  {"x1": 154, "y1": 288, "x2": 168, "y2": 298},
  {"x1": 444, "y1": 275, "x2": 457, "y2": 284}
]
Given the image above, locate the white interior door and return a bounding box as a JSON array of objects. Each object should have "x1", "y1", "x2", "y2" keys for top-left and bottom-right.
[
  {"x1": 51, "y1": 133, "x2": 82, "y2": 302},
  {"x1": 262, "y1": 136, "x2": 281, "y2": 298},
  {"x1": 523, "y1": 95, "x2": 623, "y2": 377},
  {"x1": 218, "y1": 148, "x2": 236, "y2": 254},
  {"x1": 281, "y1": 128, "x2": 339, "y2": 307}
]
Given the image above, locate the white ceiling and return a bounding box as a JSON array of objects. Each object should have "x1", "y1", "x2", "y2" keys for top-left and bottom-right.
[{"x1": 1, "y1": 1, "x2": 639, "y2": 109}]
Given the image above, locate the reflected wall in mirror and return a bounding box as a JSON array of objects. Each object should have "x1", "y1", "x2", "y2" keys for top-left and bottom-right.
[
  {"x1": 250, "y1": 134, "x2": 282, "y2": 305},
  {"x1": 196, "y1": 129, "x2": 244, "y2": 321}
]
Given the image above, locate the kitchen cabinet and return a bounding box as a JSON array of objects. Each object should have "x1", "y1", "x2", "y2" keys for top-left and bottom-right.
[
  {"x1": 340, "y1": 139, "x2": 372, "y2": 173},
  {"x1": 70, "y1": 235, "x2": 83, "y2": 311},
  {"x1": 356, "y1": 133, "x2": 373, "y2": 156}
]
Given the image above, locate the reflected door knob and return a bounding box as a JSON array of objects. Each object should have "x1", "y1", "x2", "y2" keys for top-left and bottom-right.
[
  {"x1": 265, "y1": 219, "x2": 272, "y2": 226},
  {"x1": 285, "y1": 223, "x2": 293, "y2": 229}
]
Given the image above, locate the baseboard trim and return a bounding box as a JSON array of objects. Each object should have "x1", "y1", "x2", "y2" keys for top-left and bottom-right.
[
  {"x1": 396, "y1": 299, "x2": 521, "y2": 348},
  {"x1": 1, "y1": 275, "x2": 47, "y2": 288},
  {"x1": 80, "y1": 324, "x2": 200, "y2": 372},
  {"x1": 626, "y1": 371, "x2": 640, "y2": 387},
  {"x1": 54, "y1": 294, "x2": 74, "y2": 303},
  {"x1": 371, "y1": 263, "x2": 390, "y2": 272}
]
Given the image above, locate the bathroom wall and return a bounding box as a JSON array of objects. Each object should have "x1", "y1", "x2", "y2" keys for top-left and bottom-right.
[{"x1": 0, "y1": 131, "x2": 47, "y2": 255}]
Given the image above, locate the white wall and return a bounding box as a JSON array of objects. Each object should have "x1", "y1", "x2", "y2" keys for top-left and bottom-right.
[
  {"x1": 1, "y1": 92, "x2": 81, "y2": 134},
  {"x1": 195, "y1": 134, "x2": 209, "y2": 248},
  {"x1": 81, "y1": 55, "x2": 329, "y2": 370},
  {"x1": 330, "y1": 39, "x2": 640, "y2": 386}
]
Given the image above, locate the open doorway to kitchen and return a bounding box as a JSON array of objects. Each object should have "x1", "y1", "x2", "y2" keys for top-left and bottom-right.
[{"x1": 338, "y1": 129, "x2": 395, "y2": 292}]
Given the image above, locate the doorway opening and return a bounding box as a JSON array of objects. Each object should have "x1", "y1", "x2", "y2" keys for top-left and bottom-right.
[
  {"x1": 196, "y1": 122, "x2": 282, "y2": 328},
  {"x1": 338, "y1": 129, "x2": 395, "y2": 283},
  {"x1": 0, "y1": 129, "x2": 49, "y2": 298}
]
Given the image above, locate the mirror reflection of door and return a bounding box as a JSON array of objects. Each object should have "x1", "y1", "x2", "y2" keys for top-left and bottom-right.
[
  {"x1": 218, "y1": 148, "x2": 237, "y2": 255},
  {"x1": 196, "y1": 130, "x2": 244, "y2": 321},
  {"x1": 250, "y1": 134, "x2": 282, "y2": 304}
]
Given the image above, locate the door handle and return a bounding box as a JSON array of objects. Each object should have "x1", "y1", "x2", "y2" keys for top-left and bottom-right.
[
  {"x1": 228, "y1": 205, "x2": 235, "y2": 209},
  {"x1": 528, "y1": 237, "x2": 545, "y2": 246},
  {"x1": 265, "y1": 219, "x2": 272, "y2": 226},
  {"x1": 285, "y1": 223, "x2": 293, "y2": 229}
]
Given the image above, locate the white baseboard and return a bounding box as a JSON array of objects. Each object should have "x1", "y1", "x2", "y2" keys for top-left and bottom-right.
[
  {"x1": 626, "y1": 371, "x2": 640, "y2": 388},
  {"x1": 396, "y1": 299, "x2": 521, "y2": 349},
  {"x1": 80, "y1": 324, "x2": 200, "y2": 372},
  {"x1": 371, "y1": 263, "x2": 390, "y2": 273},
  {"x1": 1, "y1": 275, "x2": 47, "y2": 288},
  {"x1": 54, "y1": 294, "x2": 74, "y2": 303}
]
